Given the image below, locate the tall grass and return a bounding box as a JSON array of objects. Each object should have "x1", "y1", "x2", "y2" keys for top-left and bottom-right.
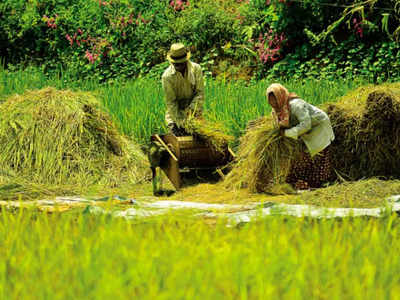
[
  {"x1": 0, "y1": 68, "x2": 397, "y2": 299},
  {"x1": 0, "y1": 68, "x2": 365, "y2": 145},
  {"x1": 0, "y1": 210, "x2": 399, "y2": 299}
]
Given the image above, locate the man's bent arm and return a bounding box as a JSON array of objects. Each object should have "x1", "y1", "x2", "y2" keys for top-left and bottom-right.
[{"x1": 162, "y1": 76, "x2": 179, "y2": 125}]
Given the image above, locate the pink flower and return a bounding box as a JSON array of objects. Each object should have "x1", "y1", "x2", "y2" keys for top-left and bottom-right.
[
  {"x1": 85, "y1": 50, "x2": 97, "y2": 64},
  {"x1": 47, "y1": 21, "x2": 57, "y2": 29},
  {"x1": 352, "y1": 18, "x2": 364, "y2": 38},
  {"x1": 99, "y1": 0, "x2": 109, "y2": 6},
  {"x1": 170, "y1": 0, "x2": 189, "y2": 11},
  {"x1": 254, "y1": 30, "x2": 286, "y2": 64},
  {"x1": 44, "y1": 15, "x2": 57, "y2": 29},
  {"x1": 66, "y1": 34, "x2": 73, "y2": 46},
  {"x1": 128, "y1": 13, "x2": 134, "y2": 24}
]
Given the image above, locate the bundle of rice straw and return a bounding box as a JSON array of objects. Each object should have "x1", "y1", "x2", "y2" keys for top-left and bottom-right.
[
  {"x1": 225, "y1": 83, "x2": 400, "y2": 193},
  {"x1": 183, "y1": 116, "x2": 234, "y2": 152},
  {"x1": 323, "y1": 83, "x2": 400, "y2": 180},
  {"x1": 224, "y1": 116, "x2": 301, "y2": 193},
  {"x1": 0, "y1": 87, "x2": 149, "y2": 187}
]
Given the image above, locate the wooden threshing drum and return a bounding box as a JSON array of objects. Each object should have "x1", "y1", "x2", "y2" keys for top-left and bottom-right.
[{"x1": 152, "y1": 134, "x2": 232, "y2": 190}]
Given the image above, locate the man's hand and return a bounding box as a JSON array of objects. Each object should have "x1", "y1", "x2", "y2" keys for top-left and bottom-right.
[
  {"x1": 168, "y1": 122, "x2": 188, "y2": 136},
  {"x1": 167, "y1": 122, "x2": 178, "y2": 133}
]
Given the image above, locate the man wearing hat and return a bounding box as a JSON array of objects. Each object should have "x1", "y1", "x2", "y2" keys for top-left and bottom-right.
[{"x1": 162, "y1": 42, "x2": 204, "y2": 135}]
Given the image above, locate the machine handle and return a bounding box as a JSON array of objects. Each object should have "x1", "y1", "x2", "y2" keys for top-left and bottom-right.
[
  {"x1": 154, "y1": 134, "x2": 179, "y2": 162},
  {"x1": 228, "y1": 147, "x2": 236, "y2": 158}
]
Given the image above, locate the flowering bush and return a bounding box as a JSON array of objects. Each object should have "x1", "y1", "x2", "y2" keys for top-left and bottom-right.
[
  {"x1": 0, "y1": 0, "x2": 172, "y2": 80},
  {"x1": 0, "y1": 0, "x2": 398, "y2": 82},
  {"x1": 170, "y1": 0, "x2": 190, "y2": 11},
  {"x1": 254, "y1": 30, "x2": 285, "y2": 64}
]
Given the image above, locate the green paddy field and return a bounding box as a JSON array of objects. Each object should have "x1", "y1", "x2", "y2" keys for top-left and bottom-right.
[{"x1": 1, "y1": 68, "x2": 400, "y2": 299}]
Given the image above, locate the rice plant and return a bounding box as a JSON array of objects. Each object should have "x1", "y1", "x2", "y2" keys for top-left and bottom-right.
[
  {"x1": 0, "y1": 68, "x2": 365, "y2": 145},
  {"x1": 0, "y1": 210, "x2": 399, "y2": 299}
]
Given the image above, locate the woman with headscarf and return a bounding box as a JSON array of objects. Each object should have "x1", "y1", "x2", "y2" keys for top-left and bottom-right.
[{"x1": 266, "y1": 83, "x2": 335, "y2": 189}]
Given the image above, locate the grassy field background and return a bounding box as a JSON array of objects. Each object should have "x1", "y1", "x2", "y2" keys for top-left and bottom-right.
[
  {"x1": 1, "y1": 209, "x2": 400, "y2": 299},
  {"x1": 2, "y1": 68, "x2": 400, "y2": 299},
  {"x1": 0, "y1": 68, "x2": 364, "y2": 145}
]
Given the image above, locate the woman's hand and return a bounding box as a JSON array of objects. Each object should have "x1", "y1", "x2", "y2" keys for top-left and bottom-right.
[{"x1": 279, "y1": 128, "x2": 286, "y2": 137}]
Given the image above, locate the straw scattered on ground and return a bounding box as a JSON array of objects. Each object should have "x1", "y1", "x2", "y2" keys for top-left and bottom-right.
[{"x1": 168, "y1": 178, "x2": 400, "y2": 208}]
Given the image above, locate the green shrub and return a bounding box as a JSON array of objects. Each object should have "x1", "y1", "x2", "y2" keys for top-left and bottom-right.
[
  {"x1": 0, "y1": 0, "x2": 261, "y2": 81},
  {"x1": 268, "y1": 38, "x2": 400, "y2": 82},
  {"x1": 250, "y1": 0, "x2": 400, "y2": 81},
  {"x1": 1, "y1": 0, "x2": 174, "y2": 80},
  {"x1": 1, "y1": 0, "x2": 399, "y2": 82}
]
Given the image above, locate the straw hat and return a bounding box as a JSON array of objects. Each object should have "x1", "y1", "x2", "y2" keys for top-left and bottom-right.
[{"x1": 167, "y1": 43, "x2": 191, "y2": 63}]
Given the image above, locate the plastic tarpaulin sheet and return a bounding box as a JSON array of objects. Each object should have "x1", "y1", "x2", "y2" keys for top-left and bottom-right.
[
  {"x1": 84, "y1": 195, "x2": 400, "y2": 225},
  {"x1": 2, "y1": 195, "x2": 400, "y2": 224}
]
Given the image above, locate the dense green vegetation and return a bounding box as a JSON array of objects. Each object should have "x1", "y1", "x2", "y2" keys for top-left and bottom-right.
[
  {"x1": 1, "y1": 0, "x2": 399, "y2": 81},
  {"x1": 1, "y1": 210, "x2": 400, "y2": 299}
]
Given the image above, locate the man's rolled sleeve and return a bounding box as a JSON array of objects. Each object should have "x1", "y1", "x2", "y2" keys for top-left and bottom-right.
[{"x1": 162, "y1": 76, "x2": 178, "y2": 125}]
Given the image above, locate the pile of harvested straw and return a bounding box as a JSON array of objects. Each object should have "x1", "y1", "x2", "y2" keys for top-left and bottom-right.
[
  {"x1": 324, "y1": 83, "x2": 400, "y2": 180},
  {"x1": 0, "y1": 87, "x2": 149, "y2": 188},
  {"x1": 224, "y1": 116, "x2": 301, "y2": 193},
  {"x1": 225, "y1": 83, "x2": 400, "y2": 193},
  {"x1": 184, "y1": 117, "x2": 234, "y2": 152}
]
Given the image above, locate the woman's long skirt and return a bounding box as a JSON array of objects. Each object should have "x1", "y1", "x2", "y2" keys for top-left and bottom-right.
[{"x1": 286, "y1": 146, "x2": 333, "y2": 189}]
